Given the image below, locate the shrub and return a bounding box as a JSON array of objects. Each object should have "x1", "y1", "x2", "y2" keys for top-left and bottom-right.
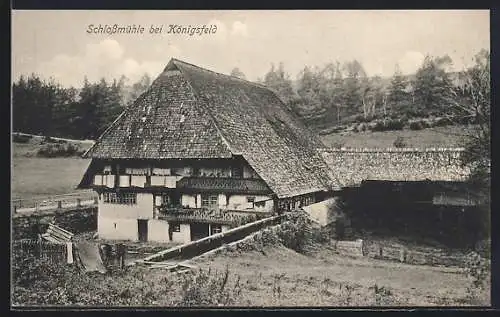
[
  {"x1": 37, "y1": 143, "x2": 85, "y2": 158},
  {"x1": 409, "y1": 121, "x2": 423, "y2": 130},
  {"x1": 179, "y1": 266, "x2": 242, "y2": 307},
  {"x1": 42, "y1": 136, "x2": 64, "y2": 144},
  {"x1": 393, "y1": 136, "x2": 407, "y2": 148},
  {"x1": 354, "y1": 114, "x2": 365, "y2": 123},
  {"x1": 432, "y1": 117, "x2": 451, "y2": 127},
  {"x1": 13, "y1": 134, "x2": 32, "y2": 143},
  {"x1": 370, "y1": 121, "x2": 385, "y2": 132},
  {"x1": 369, "y1": 119, "x2": 404, "y2": 132},
  {"x1": 386, "y1": 119, "x2": 405, "y2": 131}
]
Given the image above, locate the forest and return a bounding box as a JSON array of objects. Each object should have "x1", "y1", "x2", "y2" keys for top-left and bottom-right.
[{"x1": 12, "y1": 50, "x2": 488, "y2": 140}]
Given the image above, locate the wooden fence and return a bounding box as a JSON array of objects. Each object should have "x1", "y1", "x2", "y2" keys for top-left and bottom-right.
[
  {"x1": 11, "y1": 192, "x2": 98, "y2": 214},
  {"x1": 364, "y1": 242, "x2": 467, "y2": 267},
  {"x1": 13, "y1": 239, "x2": 67, "y2": 264}
]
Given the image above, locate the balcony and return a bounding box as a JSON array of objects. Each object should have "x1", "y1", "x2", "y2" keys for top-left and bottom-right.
[
  {"x1": 91, "y1": 174, "x2": 271, "y2": 194},
  {"x1": 157, "y1": 206, "x2": 271, "y2": 226},
  {"x1": 176, "y1": 177, "x2": 271, "y2": 194}
]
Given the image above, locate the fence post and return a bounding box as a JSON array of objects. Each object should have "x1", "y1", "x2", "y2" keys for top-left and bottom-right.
[
  {"x1": 57, "y1": 201, "x2": 62, "y2": 209},
  {"x1": 35, "y1": 201, "x2": 39, "y2": 212},
  {"x1": 399, "y1": 247, "x2": 407, "y2": 263},
  {"x1": 76, "y1": 198, "x2": 81, "y2": 207},
  {"x1": 37, "y1": 234, "x2": 42, "y2": 258}
]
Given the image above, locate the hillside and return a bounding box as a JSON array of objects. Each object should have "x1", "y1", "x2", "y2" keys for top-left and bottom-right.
[{"x1": 320, "y1": 125, "x2": 473, "y2": 149}]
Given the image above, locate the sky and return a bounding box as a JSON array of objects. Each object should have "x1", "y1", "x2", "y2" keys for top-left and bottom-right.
[{"x1": 12, "y1": 10, "x2": 490, "y2": 88}]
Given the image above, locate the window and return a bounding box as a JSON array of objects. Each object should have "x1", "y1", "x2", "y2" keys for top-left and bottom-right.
[
  {"x1": 103, "y1": 165, "x2": 112, "y2": 175},
  {"x1": 211, "y1": 224, "x2": 222, "y2": 235},
  {"x1": 103, "y1": 192, "x2": 137, "y2": 205},
  {"x1": 201, "y1": 194, "x2": 218, "y2": 208},
  {"x1": 171, "y1": 224, "x2": 181, "y2": 232},
  {"x1": 247, "y1": 196, "x2": 255, "y2": 209}
]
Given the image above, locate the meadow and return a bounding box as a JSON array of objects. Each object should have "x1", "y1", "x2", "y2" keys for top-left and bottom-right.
[
  {"x1": 11, "y1": 140, "x2": 92, "y2": 200},
  {"x1": 319, "y1": 125, "x2": 473, "y2": 148}
]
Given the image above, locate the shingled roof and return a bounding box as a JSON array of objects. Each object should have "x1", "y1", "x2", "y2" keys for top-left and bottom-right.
[{"x1": 84, "y1": 58, "x2": 340, "y2": 198}]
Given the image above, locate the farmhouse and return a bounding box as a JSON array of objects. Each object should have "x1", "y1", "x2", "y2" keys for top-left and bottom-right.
[{"x1": 78, "y1": 58, "x2": 339, "y2": 243}]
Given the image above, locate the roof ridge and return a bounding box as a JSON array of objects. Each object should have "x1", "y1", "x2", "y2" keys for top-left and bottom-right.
[{"x1": 171, "y1": 58, "x2": 271, "y2": 90}]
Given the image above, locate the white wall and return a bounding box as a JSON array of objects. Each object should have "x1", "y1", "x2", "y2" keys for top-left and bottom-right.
[
  {"x1": 227, "y1": 194, "x2": 273, "y2": 212},
  {"x1": 98, "y1": 192, "x2": 153, "y2": 219},
  {"x1": 148, "y1": 219, "x2": 170, "y2": 243},
  {"x1": 171, "y1": 223, "x2": 191, "y2": 243},
  {"x1": 97, "y1": 216, "x2": 138, "y2": 241}
]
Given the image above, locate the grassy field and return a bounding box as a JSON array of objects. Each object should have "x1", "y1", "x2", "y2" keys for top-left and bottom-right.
[
  {"x1": 192, "y1": 244, "x2": 488, "y2": 306},
  {"x1": 320, "y1": 125, "x2": 474, "y2": 148},
  {"x1": 11, "y1": 141, "x2": 92, "y2": 200}
]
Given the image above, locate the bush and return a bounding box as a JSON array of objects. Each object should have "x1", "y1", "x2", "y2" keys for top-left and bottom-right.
[
  {"x1": 37, "y1": 143, "x2": 86, "y2": 158},
  {"x1": 432, "y1": 117, "x2": 451, "y2": 127},
  {"x1": 179, "y1": 266, "x2": 242, "y2": 307},
  {"x1": 42, "y1": 136, "x2": 65, "y2": 144},
  {"x1": 393, "y1": 136, "x2": 407, "y2": 148},
  {"x1": 370, "y1": 119, "x2": 404, "y2": 132},
  {"x1": 386, "y1": 119, "x2": 405, "y2": 130},
  {"x1": 409, "y1": 121, "x2": 423, "y2": 130},
  {"x1": 13, "y1": 134, "x2": 32, "y2": 143}
]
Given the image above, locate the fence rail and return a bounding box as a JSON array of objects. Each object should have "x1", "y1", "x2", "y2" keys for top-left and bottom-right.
[
  {"x1": 11, "y1": 192, "x2": 98, "y2": 214},
  {"x1": 13, "y1": 239, "x2": 67, "y2": 263}
]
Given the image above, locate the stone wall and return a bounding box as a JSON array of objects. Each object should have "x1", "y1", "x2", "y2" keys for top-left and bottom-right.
[
  {"x1": 12, "y1": 207, "x2": 97, "y2": 240},
  {"x1": 322, "y1": 148, "x2": 470, "y2": 187}
]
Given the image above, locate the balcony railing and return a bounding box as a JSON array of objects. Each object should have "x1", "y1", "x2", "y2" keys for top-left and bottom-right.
[{"x1": 157, "y1": 206, "x2": 272, "y2": 226}]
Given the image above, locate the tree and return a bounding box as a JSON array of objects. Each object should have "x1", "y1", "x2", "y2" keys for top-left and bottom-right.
[
  {"x1": 342, "y1": 60, "x2": 367, "y2": 118},
  {"x1": 413, "y1": 55, "x2": 454, "y2": 114},
  {"x1": 12, "y1": 74, "x2": 59, "y2": 136},
  {"x1": 450, "y1": 49, "x2": 490, "y2": 187},
  {"x1": 230, "y1": 67, "x2": 246, "y2": 80},
  {"x1": 296, "y1": 66, "x2": 322, "y2": 110},
  {"x1": 263, "y1": 62, "x2": 296, "y2": 105},
  {"x1": 319, "y1": 62, "x2": 345, "y2": 124},
  {"x1": 128, "y1": 73, "x2": 152, "y2": 105},
  {"x1": 388, "y1": 64, "x2": 410, "y2": 113}
]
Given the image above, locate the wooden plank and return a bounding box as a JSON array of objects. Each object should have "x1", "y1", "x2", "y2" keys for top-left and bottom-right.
[
  {"x1": 48, "y1": 223, "x2": 74, "y2": 237},
  {"x1": 46, "y1": 229, "x2": 72, "y2": 242}
]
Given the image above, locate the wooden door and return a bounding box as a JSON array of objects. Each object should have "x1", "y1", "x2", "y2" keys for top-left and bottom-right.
[{"x1": 138, "y1": 219, "x2": 148, "y2": 242}]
